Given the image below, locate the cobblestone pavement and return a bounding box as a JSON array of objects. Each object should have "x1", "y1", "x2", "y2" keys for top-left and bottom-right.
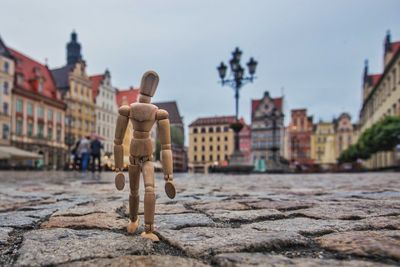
[{"x1": 0, "y1": 171, "x2": 399, "y2": 266}]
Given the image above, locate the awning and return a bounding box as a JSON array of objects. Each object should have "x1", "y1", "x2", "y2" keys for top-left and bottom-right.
[{"x1": 0, "y1": 146, "x2": 43, "y2": 160}]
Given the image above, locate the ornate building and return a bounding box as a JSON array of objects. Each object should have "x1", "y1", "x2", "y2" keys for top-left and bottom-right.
[
  {"x1": 90, "y1": 70, "x2": 118, "y2": 155},
  {"x1": 51, "y1": 32, "x2": 95, "y2": 159},
  {"x1": 251, "y1": 91, "x2": 284, "y2": 172},
  {"x1": 359, "y1": 31, "x2": 400, "y2": 169},
  {"x1": 8, "y1": 47, "x2": 66, "y2": 169},
  {"x1": 311, "y1": 121, "x2": 336, "y2": 167},
  {"x1": 335, "y1": 113, "x2": 355, "y2": 158},
  {"x1": 0, "y1": 37, "x2": 13, "y2": 145},
  {"x1": 239, "y1": 119, "x2": 251, "y2": 164},
  {"x1": 189, "y1": 116, "x2": 235, "y2": 173},
  {"x1": 153, "y1": 101, "x2": 187, "y2": 172},
  {"x1": 287, "y1": 109, "x2": 314, "y2": 167}
]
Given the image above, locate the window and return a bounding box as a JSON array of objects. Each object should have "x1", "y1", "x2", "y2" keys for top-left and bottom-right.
[
  {"x1": 37, "y1": 124, "x2": 44, "y2": 138},
  {"x1": 194, "y1": 137, "x2": 197, "y2": 142},
  {"x1": 217, "y1": 137, "x2": 220, "y2": 141},
  {"x1": 47, "y1": 126, "x2": 53, "y2": 140},
  {"x1": 3, "y1": 103, "x2": 8, "y2": 115},
  {"x1": 209, "y1": 137, "x2": 213, "y2": 142},
  {"x1": 16, "y1": 99, "x2": 23, "y2": 113},
  {"x1": 210, "y1": 145, "x2": 213, "y2": 151},
  {"x1": 27, "y1": 122, "x2": 33, "y2": 137},
  {"x1": 209, "y1": 127, "x2": 214, "y2": 133},
  {"x1": 216, "y1": 127, "x2": 221, "y2": 132},
  {"x1": 194, "y1": 155, "x2": 197, "y2": 162},
  {"x1": 201, "y1": 137, "x2": 205, "y2": 142},
  {"x1": 201, "y1": 127, "x2": 206, "y2": 133},
  {"x1": 193, "y1": 128, "x2": 198, "y2": 134},
  {"x1": 224, "y1": 126, "x2": 229, "y2": 132},
  {"x1": 56, "y1": 129, "x2": 62, "y2": 142},
  {"x1": 56, "y1": 112, "x2": 62, "y2": 123},
  {"x1": 202, "y1": 146, "x2": 205, "y2": 151},
  {"x1": 217, "y1": 145, "x2": 220, "y2": 151},
  {"x1": 16, "y1": 120, "x2": 23, "y2": 136},
  {"x1": 225, "y1": 145, "x2": 228, "y2": 151},
  {"x1": 3, "y1": 81, "x2": 9, "y2": 95},
  {"x1": 2, "y1": 124, "x2": 9, "y2": 140},
  {"x1": 3, "y1": 62, "x2": 9, "y2": 73},
  {"x1": 209, "y1": 155, "x2": 213, "y2": 161},
  {"x1": 194, "y1": 146, "x2": 197, "y2": 152},
  {"x1": 38, "y1": 80, "x2": 44, "y2": 93},
  {"x1": 48, "y1": 109, "x2": 53, "y2": 121},
  {"x1": 27, "y1": 103, "x2": 33, "y2": 116},
  {"x1": 201, "y1": 155, "x2": 205, "y2": 161},
  {"x1": 17, "y1": 74, "x2": 24, "y2": 85},
  {"x1": 37, "y1": 106, "x2": 44, "y2": 118},
  {"x1": 224, "y1": 136, "x2": 228, "y2": 141}
]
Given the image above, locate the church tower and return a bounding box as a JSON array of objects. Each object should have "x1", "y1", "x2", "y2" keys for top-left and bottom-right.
[{"x1": 66, "y1": 31, "x2": 82, "y2": 65}]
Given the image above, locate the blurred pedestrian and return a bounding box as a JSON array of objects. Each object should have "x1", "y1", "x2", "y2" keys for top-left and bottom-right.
[
  {"x1": 72, "y1": 139, "x2": 81, "y2": 170},
  {"x1": 77, "y1": 135, "x2": 91, "y2": 172},
  {"x1": 90, "y1": 136, "x2": 103, "y2": 173}
]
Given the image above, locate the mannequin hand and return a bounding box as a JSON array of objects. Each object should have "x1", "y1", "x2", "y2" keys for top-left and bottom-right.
[
  {"x1": 115, "y1": 172, "x2": 125, "y2": 191},
  {"x1": 164, "y1": 175, "x2": 176, "y2": 199}
]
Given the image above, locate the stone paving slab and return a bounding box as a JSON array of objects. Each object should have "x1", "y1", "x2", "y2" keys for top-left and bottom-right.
[
  {"x1": 204, "y1": 208, "x2": 285, "y2": 223},
  {"x1": 316, "y1": 230, "x2": 400, "y2": 261},
  {"x1": 159, "y1": 227, "x2": 309, "y2": 257},
  {"x1": 59, "y1": 255, "x2": 209, "y2": 267},
  {"x1": 213, "y1": 253, "x2": 394, "y2": 267},
  {"x1": 16, "y1": 228, "x2": 154, "y2": 266}
]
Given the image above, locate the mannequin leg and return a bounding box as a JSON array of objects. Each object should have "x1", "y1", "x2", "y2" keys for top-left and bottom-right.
[
  {"x1": 140, "y1": 160, "x2": 159, "y2": 241},
  {"x1": 127, "y1": 158, "x2": 141, "y2": 233}
]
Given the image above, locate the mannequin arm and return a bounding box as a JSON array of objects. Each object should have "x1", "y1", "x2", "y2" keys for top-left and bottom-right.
[
  {"x1": 114, "y1": 105, "x2": 130, "y2": 171},
  {"x1": 156, "y1": 109, "x2": 173, "y2": 180}
]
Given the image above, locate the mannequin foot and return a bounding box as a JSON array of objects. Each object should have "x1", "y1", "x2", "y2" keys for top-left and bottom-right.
[
  {"x1": 127, "y1": 218, "x2": 139, "y2": 233},
  {"x1": 140, "y1": 231, "x2": 159, "y2": 242}
]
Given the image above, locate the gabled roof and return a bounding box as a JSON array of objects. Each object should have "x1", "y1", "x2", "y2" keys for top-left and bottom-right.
[
  {"x1": 189, "y1": 116, "x2": 236, "y2": 127},
  {"x1": 90, "y1": 74, "x2": 104, "y2": 103},
  {"x1": 8, "y1": 48, "x2": 62, "y2": 102},
  {"x1": 116, "y1": 87, "x2": 139, "y2": 106},
  {"x1": 51, "y1": 64, "x2": 75, "y2": 89},
  {"x1": 153, "y1": 101, "x2": 183, "y2": 125},
  {"x1": 251, "y1": 95, "x2": 283, "y2": 115}
]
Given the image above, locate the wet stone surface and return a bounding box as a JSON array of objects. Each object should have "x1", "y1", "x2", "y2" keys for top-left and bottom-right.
[{"x1": 0, "y1": 171, "x2": 399, "y2": 266}]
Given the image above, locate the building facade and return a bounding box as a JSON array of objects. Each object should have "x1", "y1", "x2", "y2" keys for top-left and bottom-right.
[
  {"x1": 51, "y1": 32, "x2": 95, "y2": 159},
  {"x1": 91, "y1": 70, "x2": 118, "y2": 155},
  {"x1": 8, "y1": 48, "x2": 66, "y2": 169},
  {"x1": 311, "y1": 121, "x2": 336, "y2": 167},
  {"x1": 335, "y1": 113, "x2": 355, "y2": 158},
  {"x1": 251, "y1": 91, "x2": 284, "y2": 172},
  {"x1": 239, "y1": 119, "x2": 251, "y2": 164},
  {"x1": 287, "y1": 109, "x2": 314, "y2": 167},
  {"x1": 153, "y1": 101, "x2": 187, "y2": 172},
  {"x1": 188, "y1": 116, "x2": 235, "y2": 173},
  {"x1": 0, "y1": 37, "x2": 13, "y2": 145},
  {"x1": 359, "y1": 31, "x2": 400, "y2": 169}
]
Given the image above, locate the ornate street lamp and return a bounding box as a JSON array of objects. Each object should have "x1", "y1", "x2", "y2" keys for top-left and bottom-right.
[{"x1": 217, "y1": 47, "x2": 258, "y2": 169}]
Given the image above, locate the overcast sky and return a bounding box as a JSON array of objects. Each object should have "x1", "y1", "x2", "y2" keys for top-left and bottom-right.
[{"x1": 1, "y1": 0, "x2": 399, "y2": 129}]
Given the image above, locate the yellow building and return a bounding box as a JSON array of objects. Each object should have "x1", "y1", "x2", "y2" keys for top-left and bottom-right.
[
  {"x1": 188, "y1": 116, "x2": 235, "y2": 173},
  {"x1": 359, "y1": 31, "x2": 400, "y2": 169},
  {"x1": 0, "y1": 37, "x2": 13, "y2": 145},
  {"x1": 335, "y1": 113, "x2": 355, "y2": 157},
  {"x1": 311, "y1": 121, "x2": 336, "y2": 167},
  {"x1": 51, "y1": 32, "x2": 95, "y2": 158}
]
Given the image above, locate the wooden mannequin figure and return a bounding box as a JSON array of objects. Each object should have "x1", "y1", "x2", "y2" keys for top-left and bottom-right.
[{"x1": 113, "y1": 71, "x2": 176, "y2": 242}]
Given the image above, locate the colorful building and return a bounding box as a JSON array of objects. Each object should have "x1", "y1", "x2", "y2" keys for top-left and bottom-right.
[
  {"x1": 251, "y1": 91, "x2": 284, "y2": 172},
  {"x1": 189, "y1": 116, "x2": 235, "y2": 173},
  {"x1": 239, "y1": 119, "x2": 252, "y2": 164},
  {"x1": 8, "y1": 47, "x2": 66, "y2": 169},
  {"x1": 90, "y1": 70, "x2": 118, "y2": 155},
  {"x1": 359, "y1": 30, "x2": 400, "y2": 169},
  {"x1": 287, "y1": 109, "x2": 314, "y2": 167},
  {"x1": 0, "y1": 36, "x2": 13, "y2": 146},
  {"x1": 335, "y1": 113, "x2": 355, "y2": 158},
  {"x1": 51, "y1": 32, "x2": 95, "y2": 160},
  {"x1": 311, "y1": 121, "x2": 336, "y2": 168}
]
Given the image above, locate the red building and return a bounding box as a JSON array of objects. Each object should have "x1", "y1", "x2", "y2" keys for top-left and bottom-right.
[{"x1": 288, "y1": 109, "x2": 313, "y2": 167}]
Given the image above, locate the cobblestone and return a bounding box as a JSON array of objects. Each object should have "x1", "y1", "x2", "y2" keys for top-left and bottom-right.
[{"x1": 0, "y1": 171, "x2": 399, "y2": 266}]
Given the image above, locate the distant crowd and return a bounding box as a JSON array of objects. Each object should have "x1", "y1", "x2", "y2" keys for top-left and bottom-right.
[{"x1": 72, "y1": 136, "x2": 103, "y2": 172}]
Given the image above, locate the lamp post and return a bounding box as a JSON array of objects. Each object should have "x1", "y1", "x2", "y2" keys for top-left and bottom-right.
[{"x1": 217, "y1": 47, "x2": 257, "y2": 167}]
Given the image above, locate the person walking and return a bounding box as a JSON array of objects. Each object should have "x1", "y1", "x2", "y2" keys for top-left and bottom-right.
[
  {"x1": 77, "y1": 136, "x2": 91, "y2": 172},
  {"x1": 90, "y1": 136, "x2": 103, "y2": 173}
]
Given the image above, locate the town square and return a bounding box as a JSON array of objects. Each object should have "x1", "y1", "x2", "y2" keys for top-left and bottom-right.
[{"x1": 0, "y1": 0, "x2": 400, "y2": 266}]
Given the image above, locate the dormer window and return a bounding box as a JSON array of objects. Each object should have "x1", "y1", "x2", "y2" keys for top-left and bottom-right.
[{"x1": 38, "y1": 79, "x2": 44, "y2": 93}]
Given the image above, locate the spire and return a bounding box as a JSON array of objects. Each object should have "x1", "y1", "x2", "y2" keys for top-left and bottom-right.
[
  {"x1": 384, "y1": 30, "x2": 392, "y2": 53},
  {"x1": 363, "y1": 59, "x2": 369, "y2": 85},
  {"x1": 66, "y1": 31, "x2": 82, "y2": 65}
]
